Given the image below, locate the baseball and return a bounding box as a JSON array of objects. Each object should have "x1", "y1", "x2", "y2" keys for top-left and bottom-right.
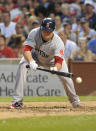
[{"x1": 76, "y1": 77, "x2": 82, "y2": 84}]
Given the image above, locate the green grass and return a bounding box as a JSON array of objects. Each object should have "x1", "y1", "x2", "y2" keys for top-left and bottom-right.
[
  {"x1": 0, "y1": 96, "x2": 96, "y2": 102},
  {"x1": 0, "y1": 115, "x2": 96, "y2": 131},
  {"x1": 0, "y1": 96, "x2": 96, "y2": 131}
]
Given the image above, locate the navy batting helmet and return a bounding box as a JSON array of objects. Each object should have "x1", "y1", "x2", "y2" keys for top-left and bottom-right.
[{"x1": 40, "y1": 18, "x2": 55, "y2": 32}]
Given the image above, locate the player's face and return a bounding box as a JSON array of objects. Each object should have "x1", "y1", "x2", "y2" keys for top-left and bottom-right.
[{"x1": 41, "y1": 30, "x2": 53, "y2": 41}]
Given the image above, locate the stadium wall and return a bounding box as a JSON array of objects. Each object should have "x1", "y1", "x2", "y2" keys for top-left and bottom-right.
[{"x1": 69, "y1": 60, "x2": 96, "y2": 96}]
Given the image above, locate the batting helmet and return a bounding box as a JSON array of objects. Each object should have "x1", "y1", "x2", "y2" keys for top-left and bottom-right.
[{"x1": 40, "y1": 18, "x2": 55, "y2": 32}]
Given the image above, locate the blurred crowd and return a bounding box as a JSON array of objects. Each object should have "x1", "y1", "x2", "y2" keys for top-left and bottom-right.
[{"x1": 0, "y1": 0, "x2": 96, "y2": 62}]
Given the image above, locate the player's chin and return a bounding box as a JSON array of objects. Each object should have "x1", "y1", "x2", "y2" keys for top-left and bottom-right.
[{"x1": 44, "y1": 37, "x2": 51, "y2": 41}]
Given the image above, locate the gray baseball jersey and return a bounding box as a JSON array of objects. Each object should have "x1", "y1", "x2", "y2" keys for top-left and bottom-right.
[{"x1": 24, "y1": 27, "x2": 65, "y2": 67}]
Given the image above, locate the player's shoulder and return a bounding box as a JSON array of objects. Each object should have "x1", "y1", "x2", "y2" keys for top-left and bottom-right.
[
  {"x1": 53, "y1": 33, "x2": 64, "y2": 48},
  {"x1": 53, "y1": 33, "x2": 64, "y2": 46},
  {"x1": 53, "y1": 32, "x2": 63, "y2": 41},
  {"x1": 53, "y1": 32, "x2": 59, "y2": 38},
  {"x1": 29, "y1": 27, "x2": 40, "y2": 35}
]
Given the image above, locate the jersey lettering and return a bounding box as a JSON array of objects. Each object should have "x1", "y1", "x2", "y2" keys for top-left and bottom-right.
[{"x1": 35, "y1": 48, "x2": 48, "y2": 58}]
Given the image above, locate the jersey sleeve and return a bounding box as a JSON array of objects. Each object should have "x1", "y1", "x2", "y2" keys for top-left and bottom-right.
[
  {"x1": 24, "y1": 29, "x2": 36, "y2": 48},
  {"x1": 54, "y1": 36, "x2": 65, "y2": 59}
]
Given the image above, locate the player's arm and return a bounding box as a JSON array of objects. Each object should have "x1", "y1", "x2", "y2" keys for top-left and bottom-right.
[
  {"x1": 23, "y1": 51, "x2": 34, "y2": 63},
  {"x1": 23, "y1": 45, "x2": 34, "y2": 63},
  {"x1": 50, "y1": 56, "x2": 63, "y2": 71},
  {"x1": 23, "y1": 28, "x2": 38, "y2": 62},
  {"x1": 54, "y1": 56, "x2": 63, "y2": 71},
  {"x1": 23, "y1": 45, "x2": 38, "y2": 70},
  {"x1": 50, "y1": 37, "x2": 64, "y2": 71},
  {"x1": 55, "y1": 63, "x2": 62, "y2": 71},
  {"x1": 23, "y1": 29, "x2": 38, "y2": 70}
]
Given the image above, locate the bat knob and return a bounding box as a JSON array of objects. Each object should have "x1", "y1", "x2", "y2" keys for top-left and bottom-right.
[{"x1": 26, "y1": 65, "x2": 30, "y2": 68}]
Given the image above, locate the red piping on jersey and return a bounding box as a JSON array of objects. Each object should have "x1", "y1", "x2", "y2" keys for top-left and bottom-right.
[
  {"x1": 54, "y1": 56, "x2": 63, "y2": 65},
  {"x1": 23, "y1": 45, "x2": 32, "y2": 53}
]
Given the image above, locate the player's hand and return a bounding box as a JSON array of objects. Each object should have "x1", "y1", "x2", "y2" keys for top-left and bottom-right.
[
  {"x1": 50, "y1": 66, "x2": 57, "y2": 71},
  {"x1": 29, "y1": 61, "x2": 38, "y2": 71}
]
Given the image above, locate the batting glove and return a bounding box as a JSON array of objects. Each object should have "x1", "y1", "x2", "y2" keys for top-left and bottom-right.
[
  {"x1": 29, "y1": 61, "x2": 38, "y2": 71},
  {"x1": 50, "y1": 66, "x2": 57, "y2": 71}
]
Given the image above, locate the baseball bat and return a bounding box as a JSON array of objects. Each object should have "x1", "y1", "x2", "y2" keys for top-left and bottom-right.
[{"x1": 26, "y1": 65, "x2": 74, "y2": 78}]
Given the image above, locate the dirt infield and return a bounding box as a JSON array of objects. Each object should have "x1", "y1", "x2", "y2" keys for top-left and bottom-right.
[{"x1": 0, "y1": 101, "x2": 96, "y2": 119}]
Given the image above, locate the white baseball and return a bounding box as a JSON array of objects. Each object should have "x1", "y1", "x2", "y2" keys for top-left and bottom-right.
[{"x1": 76, "y1": 77, "x2": 82, "y2": 84}]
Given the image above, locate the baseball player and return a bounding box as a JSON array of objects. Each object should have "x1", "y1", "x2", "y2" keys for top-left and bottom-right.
[{"x1": 9, "y1": 18, "x2": 84, "y2": 109}]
